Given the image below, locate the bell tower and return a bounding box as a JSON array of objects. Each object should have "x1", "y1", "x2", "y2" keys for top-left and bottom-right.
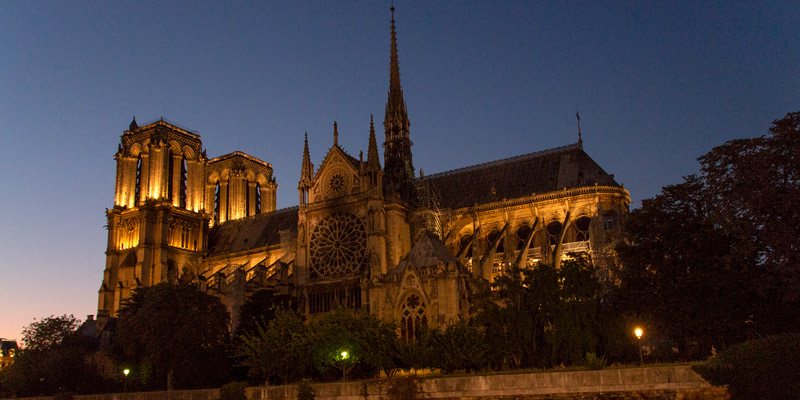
[{"x1": 98, "y1": 118, "x2": 210, "y2": 327}]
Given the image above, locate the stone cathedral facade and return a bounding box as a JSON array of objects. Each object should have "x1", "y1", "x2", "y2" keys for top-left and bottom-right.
[{"x1": 97, "y1": 9, "x2": 630, "y2": 335}]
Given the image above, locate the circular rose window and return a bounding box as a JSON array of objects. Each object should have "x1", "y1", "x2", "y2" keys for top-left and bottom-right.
[
  {"x1": 309, "y1": 211, "x2": 367, "y2": 280},
  {"x1": 329, "y1": 174, "x2": 345, "y2": 193}
]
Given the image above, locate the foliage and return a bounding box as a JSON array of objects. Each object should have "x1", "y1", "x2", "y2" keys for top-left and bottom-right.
[
  {"x1": 693, "y1": 334, "x2": 800, "y2": 400},
  {"x1": 296, "y1": 380, "x2": 316, "y2": 400},
  {"x1": 112, "y1": 283, "x2": 231, "y2": 390},
  {"x1": 583, "y1": 352, "x2": 607, "y2": 370},
  {"x1": 0, "y1": 315, "x2": 108, "y2": 397},
  {"x1": 430, "y1": 319, "x2": 493, "y2": 373},
  {"x1": 237, "y1": 309, "x2": 312, "y2": 384},
  {"x1": 218, "y1": 381, "x2": 248, "y2": 400},
  {"x1": 614, "y1": 111, "x2": 800, "y2": 357},
  {"x1": 472, "y1": 257, "x2": 620, "y2": 369},
  {"x1": 307, "y1": 307, "x2": 397, "y2": 380},
  {"x1": 21, "y1": 314, "x2": 81, "y2": 351},
  {"x1": 383, "y1": 375, "x2": 424, "y2": 400},
  {"x1": 391, "y1": 327, "x2": 436, "y2": 372},
  {"x1": 235, "y1": 289, "x2": 295, "y2": 338}
]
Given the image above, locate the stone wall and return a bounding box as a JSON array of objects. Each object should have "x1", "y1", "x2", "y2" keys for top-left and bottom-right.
[{"x1": 3, "y1": 366, "x2": 729, "y2": 400}]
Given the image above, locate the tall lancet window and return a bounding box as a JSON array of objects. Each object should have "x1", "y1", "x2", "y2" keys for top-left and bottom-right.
[
  {"x1": 134, "y1": 156, "x2": 143, "y2": 205},
  {"x1": 400, "y1": 293, "x2": 427, "y2": 340},
  {"x1": 255, "y1": 183, "x2": 261, "y2": 214},
  {"x1": 214, "y1": 182, "x2": 221, "y2": 223},
  {"x1": 179, "y1": 158, "x2": 187, "y2": 209},
  {"x1": 167, "y1": 150, "x2": 175, "y2": 202}
]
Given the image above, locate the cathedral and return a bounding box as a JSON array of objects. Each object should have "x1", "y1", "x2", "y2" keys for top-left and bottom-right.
[{"x1": 97, "y1": 9, "x2": 630, "y2": 336}]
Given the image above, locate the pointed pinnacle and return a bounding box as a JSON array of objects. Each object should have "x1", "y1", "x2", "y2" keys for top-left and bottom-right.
[{"x1": 333, "y1": 121, "x2": 339, "y2": 146}]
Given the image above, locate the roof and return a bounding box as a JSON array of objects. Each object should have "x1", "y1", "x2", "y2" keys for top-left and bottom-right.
[
  {"x1": 207, "y1": 207, "x2": 299, "y2": 257},
  {"x1": 418, "y1": 143, "x2": 620, "y2": 210},
  {"x1": 389, "y1": 231, "x2": 465, "y2": 275}
]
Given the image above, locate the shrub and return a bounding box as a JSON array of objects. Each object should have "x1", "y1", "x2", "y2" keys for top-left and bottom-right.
[
  {"x1": 583, "y1": 352, "x2": 607, "y2": 370},
  {"x1": 693, "y1": 333, "x2": 800, "y2": 400},
  {"x1": 218, "y1": 381, "x2": 248, "y2": 400},
  {"x1": 296, "y1": 380, "x2": 315, "y2": 400}
]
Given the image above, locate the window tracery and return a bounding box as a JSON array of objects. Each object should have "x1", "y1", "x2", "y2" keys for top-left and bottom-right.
[
  {"x1": 309, "y1": 211, "x2": 367, "y2": 280},
  {"x1": 400, "y1": 293, "x2": 427, "y2": 340},
  {"x1": 575, "y1": 216, "x2": 591, "y2": 241},
  {"x1": 547, "y1": 220, "x2": 563, "y2": 246}
]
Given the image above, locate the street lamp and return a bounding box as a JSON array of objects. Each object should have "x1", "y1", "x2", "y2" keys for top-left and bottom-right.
[
  {"x1": 634, "y1": 327, "x2": 644, "y2": 365},
  {"x1": 123, "y1": 368, "x2": 130, "y2": 392},
  {"x1": 335, "y1": 349, "x2": 352, "y2": 381}
]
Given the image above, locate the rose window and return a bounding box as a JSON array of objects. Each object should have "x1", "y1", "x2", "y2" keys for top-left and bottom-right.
[
  {"x1": 329, "y1": 174, "x2": 345, "y2": 193},
  {"x1": 309, "y1": 211, "x2": 367, "y2": 280}
]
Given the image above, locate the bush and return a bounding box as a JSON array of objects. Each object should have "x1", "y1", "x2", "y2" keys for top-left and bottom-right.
[
  {"x1": 296, "y1": 380, "x2": 315, "y2": 400},
  {"x1": 583, "y1": 352, "x2": 607, "y2": 370},
  {"x1": 693, "y1": 333, "x2": 800, "y2": 400},
  {"x1": 218, "y1": 381, "x2": 248, "y2": 400}
]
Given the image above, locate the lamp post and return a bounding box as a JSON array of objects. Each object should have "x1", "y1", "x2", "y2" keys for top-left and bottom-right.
[
  {"x1": 123, "y1": 368, "x2": 130, "y2": 393},
  {"x1": 634, "y1": 327, "x2": 644, "y2": 365},
  {"x1": 336, "y1": 349, "x2": 351, "y2": 381}
]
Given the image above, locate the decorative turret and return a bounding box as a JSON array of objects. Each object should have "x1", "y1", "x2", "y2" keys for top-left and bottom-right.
[
  {"x1": 299, "y1": 133, "x2": 313, "y2": 204},
  {"x1": 383, "y1": 6, "x2": 415, "y2": 203},
  {"x1": 366, "y1": 115, "x2": 383, "y2": 190}
]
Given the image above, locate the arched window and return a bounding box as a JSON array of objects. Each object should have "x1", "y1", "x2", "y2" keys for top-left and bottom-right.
[
  {"x1": 547, "y1": 220, "x2": 563, "y2": 246},
  {"x1": 575, "y1": 216, "x2": 591, "y2": 242},
  {"x1": 245, "y1": 183, "x2": 251, "y2": 217},
  {"x1": 400, "y1": 294, "x2": 427, "y2": 340},
  {"x1": 179, "y1": 158, "x2": 187, "y2": 209},
  {"x1": 134, "y1": 156, "x2": 142, "y2": 205},
  {"x1": 459, "y1": 234, "x2": 473, "y2": 258},
  {"x1": 487, "y1": 229, "x2": 504, "y2": 253},
  {"x1": 516, "y1": 224, "x2": 535, "y2": 251},
  {"x1": 255, "y1": 183, "x2": 262, "y2": 214},
  {"x1": 167, "y1": 150, "x2": 175, "y2": 202},
  {"x1": 214, "y1": 182, "x2": 221, "y2": 223},
  {"x1": 603, "y1": 213, "x2": 618, "y2": 230}
]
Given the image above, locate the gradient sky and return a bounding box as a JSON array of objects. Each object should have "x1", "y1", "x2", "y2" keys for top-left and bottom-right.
[{"x1": 1, "y1": 1, "x2": 798, "y2": 342}]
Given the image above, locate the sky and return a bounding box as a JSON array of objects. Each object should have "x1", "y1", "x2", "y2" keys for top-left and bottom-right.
[{"x1": 1, "y1": 1, "x2": 798, "y2": 342}]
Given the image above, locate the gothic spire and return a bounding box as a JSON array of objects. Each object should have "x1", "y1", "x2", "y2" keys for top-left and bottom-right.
[
  {"x1": 300, "y1": 132, "x2": 312, "y2": 184},
  {"x1": 383, "y1": 6, "x2": 415, "y2": 203},
  {"x1": 388, "y1": 7, "x2": 404, "y2": 111},
  {"x1": 576, "y1": 111, "x2": 583, "y2": 149},
  {"x1": 333, "y1": 121, "x2": 339, "y2": 146},
  {"x1": 367, "y1": 115, "x2": 381, "y2": 170}
]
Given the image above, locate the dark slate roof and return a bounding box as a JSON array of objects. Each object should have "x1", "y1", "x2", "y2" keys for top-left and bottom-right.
[
  {"x1": 389, "y1": 231, "x2": 465, "y2": 275},
  {"x1": 207, "y1": 207, "x2": 299, "y2": 257},
  {"x1": 418, "y1": 143, "x2": 620, "y2": 210}
]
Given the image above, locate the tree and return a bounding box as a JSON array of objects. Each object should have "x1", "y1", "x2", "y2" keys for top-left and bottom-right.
[
  {"x1": 21, "y1": 314, "x2": 80, "y2": 351},
  {"x1": 614, "y1": 111, "x2": 800, "y2": 357},
  {"x1": 472, "y1": 256, "x2": 621, "y2": 369},
  {"x1": 237, "y1": 309, "x2": 312, "y2": 384},
  {"x1": 112, "y1": 283, "x2": 231, "y2": 390},
  {"x1": 235, "y1": 289, "x2": 295, "y2": 338},
  {"x1": 307, "y1": 307, "x2": 397, "y2": 380},
  {"x1": 0, "y1": 315, "x2": 108, "y2": 397}
]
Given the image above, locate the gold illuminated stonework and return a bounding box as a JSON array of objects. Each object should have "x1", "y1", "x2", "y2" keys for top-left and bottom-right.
[{"x1": 97, "y1": 9, "x2": 630, "y2": 333}]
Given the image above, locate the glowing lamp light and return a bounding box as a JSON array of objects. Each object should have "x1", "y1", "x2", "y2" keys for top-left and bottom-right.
[
  {"x1": 340, "y1": 350, "x2": 349, "y2": 360},
  {"x1": 123, "y1": 369, "x2": 130, "y2": 376},
  {"x1": 635, "y1": 328, "x2": 643, "y2": 339}
]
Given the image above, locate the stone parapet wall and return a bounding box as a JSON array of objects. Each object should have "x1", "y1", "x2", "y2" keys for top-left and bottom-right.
[{"x1": 2, "y1": 366, "x2": 729, "y2": 400}]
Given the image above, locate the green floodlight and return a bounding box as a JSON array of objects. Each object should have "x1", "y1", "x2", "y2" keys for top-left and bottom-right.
[{"x1": 340, "y1": 350, "x2": 349, "y2": 360}]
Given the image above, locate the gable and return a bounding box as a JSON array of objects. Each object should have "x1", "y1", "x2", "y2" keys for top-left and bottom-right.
[{"x1": 310, "y1": 145, "x2": 362, "y2": 201}]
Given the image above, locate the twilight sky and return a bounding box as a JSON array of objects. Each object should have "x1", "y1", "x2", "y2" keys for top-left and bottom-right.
[{"x1": 1, "y1": 1, "x2": 798, "y2": 341}]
